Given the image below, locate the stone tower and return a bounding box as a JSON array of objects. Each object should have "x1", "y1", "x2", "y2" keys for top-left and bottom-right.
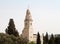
[{"x1": 22, "y1": 8, "x2": 33, "y2": 42}]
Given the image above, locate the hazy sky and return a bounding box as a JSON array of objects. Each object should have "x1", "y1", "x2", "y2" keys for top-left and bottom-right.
[{"x1": 0, "y1": 0, "x2": 60, "y2": 34}]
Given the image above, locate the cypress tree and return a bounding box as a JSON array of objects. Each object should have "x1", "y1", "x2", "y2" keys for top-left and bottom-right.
[
  {"x1": 36, "y1": 32, "x2": 41, "y2": 44},
  {"x1": 45, "y1": 32, "x2": 48, "y2": 44},
  {"x1": 5, "y1": 19, "x2": 19, "y2": 37},
  {"x1": 49, "y1": 34, "x2": 55, "y2": 44},
  {"x1": 43, "y1": 35, "x2": 46, "y2": 44}
]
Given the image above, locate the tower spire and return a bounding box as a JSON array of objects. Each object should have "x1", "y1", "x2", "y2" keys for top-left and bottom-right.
[
  {"x1": 22, "y1": 8, "x2": 33, "y2": 42},
  {"x1": 25, "y1": 7, "x2": 33, "y2": 21}
]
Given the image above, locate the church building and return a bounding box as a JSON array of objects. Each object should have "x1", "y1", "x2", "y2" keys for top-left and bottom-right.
[{"x1": 22, "y1": 8, "x2": 43, "y2": 44}]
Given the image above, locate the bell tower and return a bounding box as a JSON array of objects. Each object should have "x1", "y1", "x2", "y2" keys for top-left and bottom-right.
[{"x1": 22, "y1": 8, "x2": 33, "y2": 42}]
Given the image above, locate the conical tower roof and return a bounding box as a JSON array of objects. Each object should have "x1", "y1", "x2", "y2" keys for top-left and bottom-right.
[{"x1": 25, "y1": 8, "x2": 33, "y2": 21}]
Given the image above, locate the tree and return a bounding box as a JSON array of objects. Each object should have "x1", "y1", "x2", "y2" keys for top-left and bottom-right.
[
  {"x1": 36, "y1": 32, "x2": 41, "y2": 44},
  {"x1": 29, "y1": 41, "x2": 35, "y2": 44},
  {"x1": 55, "y1": 35, "x2": 60, "y2": 44},
  {"x1": 0, "y1": 33, "x2": 14, "y2": 44},
  {"x1": 0, "y1": 33, "x2": 28, "y2": 44},
  {"x1": 5, "y1": 19, "x2": 19, "y2": 37},
  {"x1": 45, "y1": 32, "x2": 48, "y2": 44},
  {"x1": 43, "y1": 35, "x2": 46, "y2": 44},
  {"x1": 48, "y1": 34, "x2": 55, "y2": 44}
]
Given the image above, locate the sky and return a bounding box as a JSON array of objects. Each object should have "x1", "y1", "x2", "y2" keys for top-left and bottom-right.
[{"x1": 0, "y1": 0, "x2": 60, "y2": 35}]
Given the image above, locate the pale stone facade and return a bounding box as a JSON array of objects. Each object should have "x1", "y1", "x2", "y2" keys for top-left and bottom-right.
[
  {"x1": 22, "y1": 9, "x2": 33, "y2": 42},
  {"x1": 22, "y1": 8, "x2": 43, "y2": 44}
]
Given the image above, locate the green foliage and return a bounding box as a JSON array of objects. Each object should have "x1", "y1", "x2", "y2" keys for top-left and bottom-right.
[
  {"x1": 0, "y1": 33, "x2": 28, "y2": 44},
  {"x1": 45, "y1": 32, "x2": 48, "y2": 44},
  {"x1": 43, "y1": 32, "x2": 48, "y2": 44},
  {"x1": 43, "y1": 33, "x2": 60, "y2": 44},
  {"x1": 29, "y1": 41, "x2": 35, "y2": 44},
  {"x1": 0, "y1": 33, "x2": 14, "y2": 44},
  {"x1": 55, "y1": 35, "x2": 60, "y2": 44},
  {"x1": 36, "y1": 32, "x2": 41, "y2": 44},
  {"x1": 43, "y1": 36, "x2": 46, "y2": 44},
  {"x1": 5, "y1": 19, "x2": 19, "y2": 37},
  {"x1": 48, "y1": 34, "x2": 55, "y2": 44}
]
